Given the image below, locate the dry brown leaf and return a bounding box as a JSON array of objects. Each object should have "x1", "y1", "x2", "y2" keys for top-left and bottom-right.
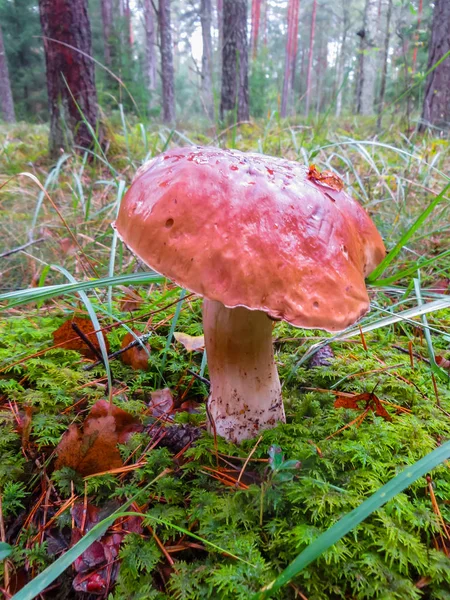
[
  {"x1": 120, "y1": 331, "x2": 150, "y2": 371},
  {"x1": 334, "y1": 391, "x2": 392, "y2": 421},
  {"x1": 149, "y1": 388, "x2": 174, "y2": 417},
  {"x1": 307, "y1": 164, "x2": 344, "y2": 192},
  {"x1": 53, "y1": 316, "x2": 110, "y2": 359},
  {"x1": 118, "y1": 286, "x2": 144, "y2": 312},
  {"x1": 173, "y1": 332, "x2": 205, "y2": 352},
  {"x1": 54, "y1": 400, "x2": 142, "y2": 476}
]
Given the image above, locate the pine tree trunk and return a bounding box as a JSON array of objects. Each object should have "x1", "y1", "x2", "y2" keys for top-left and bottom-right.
[
  {"x1": 100, "y1": 0, "x2": 113, "y2": 66},
  {"x1": 304, "y1": 0, "x2": 317, "y2": 116},
  {"x1": 251, "y1": 0, "x2": 262, "y2": 58},
  {"x1": 38, "y1": 0, "x2": 98, "y2": 157},
  {"x1": 201, "y1": 0, "x2": 215, "y2": 120},
  {"x1": 144, "y1": 0, "x2": 157, "y2": 106},
  {"x1": 376, "y1": 0, "x2": 393, "y2": 129},
  {"x1": 158, "y1": 0, "x2": 176, "y2": 124},
  {"x1": 359, "y1": 0, "x2": 379, "y2": 115},
  {"x1": 335, "y1": 5, "x2": 349, "y2": 117},
  {"x1": 419, "y1": 0, "x2": 450, "y2": 131},
  {"x1": 0, "y1": 24, "x2": 15, "y2": 123},
  {"x1": 220, "y1": 0, "x2": 249, "y2": 122},
  {"x1": 412, "y1": 0, "x2": 423, "y2": 75},
  {"x1": 217, "y1": 0, "x2": 223, "y2": 68},
  {"x1": 281, "y1": 0, "x2": 300, "y2": 118}
]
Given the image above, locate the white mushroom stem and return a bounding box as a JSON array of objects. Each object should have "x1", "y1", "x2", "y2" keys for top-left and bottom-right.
[{"x1": 203, "y1": 299, "x2": 286, "y2": 443}]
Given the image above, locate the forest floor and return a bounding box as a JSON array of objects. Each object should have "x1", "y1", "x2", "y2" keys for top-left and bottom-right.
[{"x1": 0, "y1": 116, "x2": 450, "y2": 600}]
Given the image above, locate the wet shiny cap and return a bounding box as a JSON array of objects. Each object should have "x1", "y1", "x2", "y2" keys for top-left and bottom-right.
[{"x1": 114, "y1": 146, "x2": 385, "y2": 332}]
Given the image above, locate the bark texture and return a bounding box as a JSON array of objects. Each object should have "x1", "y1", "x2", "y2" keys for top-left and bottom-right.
[
  {"x1": 419, "y1": 0, "x2": 450, "y2": 131},
  {"x1": 144, "y1": 0, "x2": 157, "y2": 105},
  {"x1": 158, "y1": 0, "x2": 176, "y2": 124},
  {"x1": 281, "y1": 0, "x2": 300, "y2": 117},
  {"x1": 304, "y1": 0, "x2": 317, "y2": 115},
  {"x1": 200, "y1": 0, "x2": 215, "y2": 120},
  {"x1": 251, "y1": 0, "x2": 262, "y2": 58},
  {"x1": 335, "y1": 4, "x2": 349, "y2": 117},
  {"x1": 100, "y1": 0, "x2": 113, "y2": 66},
  {"x1": 220, "y1": 0, "x2": 249, "y2": 122},
  {"x1": 376, "y1": 0, "x2": 392, "y2": 129},
  {"x1": 38, "y1": 0, "x2": 98, "y2": 156},
  {"x1": 358, "y1": 0, "x2": 379, "y2": 115},
  {"x1": 0, "y1": 24, "x2": 15, "y2": 123}
]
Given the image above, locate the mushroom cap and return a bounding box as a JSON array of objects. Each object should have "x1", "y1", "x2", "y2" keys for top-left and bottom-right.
[{"x1": 114, "y1": 147, "x2": 385, "y2": 332}]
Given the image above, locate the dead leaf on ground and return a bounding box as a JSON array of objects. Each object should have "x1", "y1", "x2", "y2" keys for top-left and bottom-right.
[
  {"x1": 149, "y1": 388, "x2": 174, "y2": 417},
  {"x1": 53, "y1": 316, "x2": 110, "y2": 359},
  {"x1": 173, "y1": 331, "x2": 205, "y2": 352},
  {"x1": 70, "y1": 501, "x2": 143, "y2": 594},
  {"x1": 120, "y1": 331, "x2": 150, "y2": 371},
  {"x1": 307, "y1": 164, "x2": 344, "y2": 192},
  {"x1": 334, "y1": 391, "x2": 392, "y2": 421},
  {"x1": 118, "y1": 286, "x2": 144, "y2": 312},
  {"x1": 55, "y1": 400, "x2": 143, "y2": 476}
]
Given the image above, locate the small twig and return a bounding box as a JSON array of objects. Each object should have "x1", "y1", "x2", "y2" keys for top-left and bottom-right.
[
  {"x1": 0, "y1": 237, "x2": 45, "y2": 259},
  {"x1": 71, "y1": 322, "x2": 104, "y2": 365},
  {"x1": 186, "y1": 369, "x2": 210, "y2": 387},
  {"x1": 237, "y1": 435, "x2": 263, "y2": 485},
  {"x1": 392, "y1": 344, "x2": 430, "y2": 365},
  {"x1": 84, "y1": 334, "x2": 151, "y2": 371}
]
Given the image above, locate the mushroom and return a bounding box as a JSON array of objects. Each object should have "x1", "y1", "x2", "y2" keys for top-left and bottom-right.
[{"x1": 113, "y1": 147, "x2": 385, "y2": 443}]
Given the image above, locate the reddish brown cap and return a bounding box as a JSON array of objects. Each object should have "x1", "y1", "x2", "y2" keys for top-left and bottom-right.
[{"x1": 114, "y1": 147, "x2": 385, "y2": 332}]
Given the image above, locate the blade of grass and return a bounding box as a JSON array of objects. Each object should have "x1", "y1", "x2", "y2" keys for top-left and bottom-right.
[
  {"x1": 157, "y1": 288, "x2": 186, "y2": 387},
  {"x1": 413, "y1": 277, "x2": 449, "y2": 382},
  {"x1": 252, "y1": 440, "x2": 450, "y2": 599},
  {"x1": 367, "y1": 181, "x2": 450, "y2": 284},
  {"x1": 0, "y1": 272, "x2": 165, "y2": 309},
  {"x1": 51, "y1": 265, "x2": 113, "y2": 395},
  {"x1": 10, "y1": 471, "x2": 254, "y2": 600}
]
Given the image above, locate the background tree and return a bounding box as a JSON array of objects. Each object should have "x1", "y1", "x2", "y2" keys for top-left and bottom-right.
[
  {"x1": 357, "y1": 0, "x2": 379, "y2": 115},
  {"x1": 0, "y1": 23, "x2": 15, "y2": 123},
  {"x1": 158, "y1": 0, "x2": 176, "y2": 124},
  {"x1": 251, "y1": 0, "x2": 262, "y2": 58},
  {"x1": 100, "y1": 0, "x2": 113, "y2": 67},
  {"x1": 280, "y1": 0, "x2": 300, "y2": 117},
  {"x1": 143, "y1": 0, "x2": 157, "y2": 108},
  {"x1": 220, "y1": 0, "x2": 249, "y2": 122},
  {"x1": 38, "y1": 0, "x2": 99, "y2": 156},
  {"x1": 419, "y1": 0, "x2": 450, "y2": 131},
  {"x1": 304, "y1": 0, "x2": 317, "y2": 116},
  {"x1": 200, "y1": 0, "x2": 214, "y2": 120}
]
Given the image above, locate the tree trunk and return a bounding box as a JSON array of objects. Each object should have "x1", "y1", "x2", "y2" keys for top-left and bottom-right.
[
  {"x1": 358, "y1": 0, "x2": 379, "y2": 115},
  {"x1": 376, "y1": 0, "x2": 393, "y2": 129},
  {"x1": 144, "y1": 0, "x2": 157, "y2": 106},
  {"x1": 335, "y1": 5, "x2": 349, "y2": 117},
  {"x1": 251, "y1": 0, "x2": 262, "y2": 58},
  {"x1": 0, "y1": 24, "x2": 15, "y2": 123},
  {"x1": 304, "y1": 0, "x2": 317, "y2": 116},
  {"x1": 38, "y1": 0, "x2": 98, "y2": 157},
  {"x1": 158, "y1": 0, "x2": 176, "y2": 124},
  {"x1": 280, "y1": 0, "x2": 300, "y2": 118},
  {"x1": 419, "y1": 0, "x2": 450, "y2": 131},
  {"x1": 217, "y1": 0, "x2": 223, "y2": 68},
  {"x1": 201, "y1": 0, "x2": 215, "y2": 120},
  {"x1": 412, "y1": 0, "x2": 423, "y2": 75},
  {"x1": 220, "y1": 0, "x2": 249, "y2": 122},
  {"x1": 100, "y1": 0, "x2": 113, "y2": 66}
]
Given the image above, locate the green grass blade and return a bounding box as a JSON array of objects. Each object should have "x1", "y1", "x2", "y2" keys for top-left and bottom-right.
[
  {"x1": 157, "y1": 288, "x2": 186, "y2": 387},
  {"x1": 0, "y1": 542, "x2": 12, "y2": 560},
  {"x1": 367, "y1": 181, "x2": 450, "y2": 284},
  {"x1": 252, "y1": 440, "x2": 450, "y2": 599},
  {"x1": 0, "y1": 272, "x2": 165, "y2": 309}
]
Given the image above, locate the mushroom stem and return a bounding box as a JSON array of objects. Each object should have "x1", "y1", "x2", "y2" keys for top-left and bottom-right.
[{"x1": 203, "y1": 299, "x2": 286, "y2": 443}]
